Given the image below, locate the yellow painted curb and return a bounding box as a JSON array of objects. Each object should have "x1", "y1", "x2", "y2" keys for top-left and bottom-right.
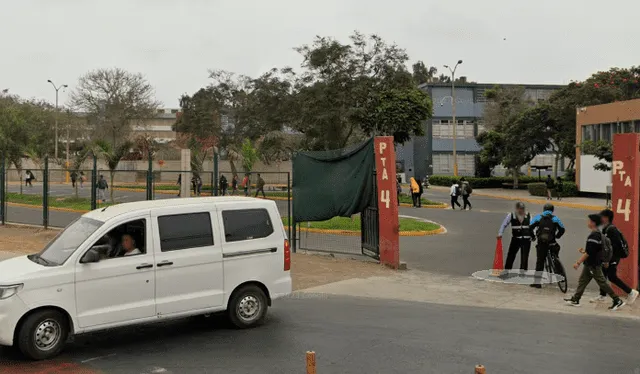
[
  {"x1": 399, "y1": 203, "x2": 448, "y2": 209},
  {"x1": 286, "y1": 225, "x2": 444, "y2": 237},
  {"x1": 7, "y1": 202, "x2": 89, "y2": 214}
]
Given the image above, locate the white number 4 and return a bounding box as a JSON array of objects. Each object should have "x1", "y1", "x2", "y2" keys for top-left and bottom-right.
[
  {"x1": 616, "y1": 198, "x2": 631, "y2": 222},
  {"x1": 380, "y1": 190, "x2": 390, "y2": 209}
]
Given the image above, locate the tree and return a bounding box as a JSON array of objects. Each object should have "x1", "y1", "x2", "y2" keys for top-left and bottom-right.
[
  {"x1": 580, "y1": 140, "x2": 612, "y2": 172},
  {"x1": 412, "y1": 61, "x2": 438, "y2": 85},
  {"x1": 477, "y1": 86, "x2": 549, "y2": 187},
  {"x1": 92, "y1": 139, "x2": 133, "y2": 203},
  {"x1": 70, "y1": 68, "x2": 160, "y2": 146},
  {"x1": 240, "y1": 139, "x2": 259, "y2": 172},
  {"x1": 290, "y1": 32, "x2": 431, "y2": 149}
]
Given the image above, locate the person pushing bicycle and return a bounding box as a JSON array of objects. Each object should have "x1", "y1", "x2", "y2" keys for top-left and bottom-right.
[{"x1": 529, "y1": 203, "x2": 565, "y2": 288}]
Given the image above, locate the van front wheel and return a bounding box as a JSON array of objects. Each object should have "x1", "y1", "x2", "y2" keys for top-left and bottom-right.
[
  {"x1": 228, "y1": 285, "x2": 268, "y2": 328},
  {"x1": 17, "y1": 309, "x2": 69, "y2": 360}
]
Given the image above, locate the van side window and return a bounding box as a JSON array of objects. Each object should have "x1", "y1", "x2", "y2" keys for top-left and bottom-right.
[
  {"x1": 85, "y1": 219, "x2": 146, "y2": 260},
  {"x1": 157, "y1": 212, "x2": 214, "y2": 252},
  {"x1": 222, "y1": 209, "x2": 274, "y2": 242}
]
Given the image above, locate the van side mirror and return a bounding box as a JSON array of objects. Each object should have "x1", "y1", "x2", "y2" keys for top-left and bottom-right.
[{"x1": 80, "y1": 248, "x2": 101, "y2": 264}]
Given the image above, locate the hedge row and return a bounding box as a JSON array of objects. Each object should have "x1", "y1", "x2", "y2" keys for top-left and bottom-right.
[
  {"x1": 527, "y1": 182, "x2": 578, "y2": 197},
  {"x1": 428, "y1": 175, "x2": 541, "y2": 189}
]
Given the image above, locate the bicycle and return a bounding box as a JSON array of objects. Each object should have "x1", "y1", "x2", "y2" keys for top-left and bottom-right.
[{"x1": 545, "y1": 244, "x2": 568, "y2": 293}]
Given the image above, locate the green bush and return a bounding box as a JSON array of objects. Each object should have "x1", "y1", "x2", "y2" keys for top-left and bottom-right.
[
  {"x1": 528, "y1": 182, "x2": 578, "y2": 197},
  {"x1": 428, "y1": 175, "x2": 539, "y2": 189}
]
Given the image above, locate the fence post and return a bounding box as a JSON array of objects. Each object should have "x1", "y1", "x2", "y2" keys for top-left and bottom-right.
[
  {"x1": 213, "y1": 151, "x2": 219, "y2": 196},
  {"x1": 287, "y1": 172, "x2": 292, "y2": 248},
  {"x1": 91, "y1": 155, "x2": 97, "y2": 210},
  {"x1": 146, "y1": 156, "x2": 153, "y2": 200},
  {"x1": 0, "y1": 155, "x2": 5, "y2": 225},
  {"x1": 43, "y1": 156, "x2": 49, "y2": 229},
  {"x1": 306, "y1": 351, "x2": 316, "y2": 374},
  {"x1": 475, "y1": 364, "x2": 486, "y2": 374}
]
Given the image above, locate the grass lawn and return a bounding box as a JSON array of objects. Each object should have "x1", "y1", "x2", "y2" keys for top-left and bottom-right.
[
  {"x1": 7, "y1": 193, "x2": 110, "y2": 211},
  {"x1": 397, "y1": 194, "x2": 443, "y2": 206},
  {"x1": 283, "y1": 216, "x2": 440, "y2": 232}
]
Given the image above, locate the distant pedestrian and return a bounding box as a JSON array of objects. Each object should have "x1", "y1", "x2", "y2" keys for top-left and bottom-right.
[
  {"x1": 449, "y1": 181, "x2": 461, "y2": 210},
  {"x1": 192, "y1": 174, "x2": 202, "y2": 196},
  {"x1": 396, "y1": 177, "x2": 402, "y2": 206},
  {"x1": 25, "y1": 170, "x2": 35, "y2": 187},
  {"x1": 242, "y1": 174, "x2": 250, "y2": 196},
  {"x1": 97, "y1": 175, "x2": 108, "y2": 203},
  {"x1": 409, "y1": 177, "x2": 420, "y2": 207},
  {"x1": 555, "y1": 177, "x2": 564, "y2": 201},
  {"x1": 460, "y1": 177, "x2": 472, "y2": 210},
  {"x1": 255, "y1": 173, "x2": 266, "y2": 198},
  {"x1": 231, "y1": 174, "x2": 239, "y2": 195},
  {"x1": 176, "y1": 174, "x2": 182, "y2": 197},
  {"x1": 219, "y1": 174, "x2": 228, "y2": 196},
  {"x1": 79, "y1": 172, "x2": 86, "y2": 188},
  {"x1": 545, "y1": 175, "x2": 555, "y2": 200},
  {"x1": 70, "y1": 171, "x2": 78, "y2": 188},
  {"x1": 564, "y1": 214, "x2": 625, "y2": 310}
]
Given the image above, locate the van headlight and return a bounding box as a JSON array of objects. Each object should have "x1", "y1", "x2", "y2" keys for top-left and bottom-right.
[{"x1": 0, "y1": 284, "x2": 23, "y2": 300}]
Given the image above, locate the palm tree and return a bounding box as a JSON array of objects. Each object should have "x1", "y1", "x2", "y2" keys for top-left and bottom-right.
[{"x1": 92, "y1": 139, "x2": 133, "y2": 203}]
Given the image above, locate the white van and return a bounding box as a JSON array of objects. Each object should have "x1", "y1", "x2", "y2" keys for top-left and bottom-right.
[{"x1": 0, "y1": 197, "x2": 292, "y2": 360}]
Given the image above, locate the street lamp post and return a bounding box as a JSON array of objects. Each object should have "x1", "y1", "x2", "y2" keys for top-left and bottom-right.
[
  {"x1": 443, "y1": 60, "x2": 463, "y2": 176},
  {"x1": 47, "y1": 80, "x2": 68, "y2": 179}
]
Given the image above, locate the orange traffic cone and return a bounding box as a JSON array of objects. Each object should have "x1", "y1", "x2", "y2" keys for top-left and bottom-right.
[{"x1": 491, "y1": 237, "x2": 504, "y2": 277}]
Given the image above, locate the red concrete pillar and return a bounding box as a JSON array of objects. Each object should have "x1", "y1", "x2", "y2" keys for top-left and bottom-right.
[
  {"x1": 611, "y1": 133, "x2": 640, "y2": 290},
  {"x1": 374, "y1": 136, "x2": 400, "y2": 269}
]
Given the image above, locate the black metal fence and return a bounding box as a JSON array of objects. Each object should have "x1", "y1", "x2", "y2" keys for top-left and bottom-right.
[{"x1": 0, "y1": 156, "x2": 291, "y2": 239}]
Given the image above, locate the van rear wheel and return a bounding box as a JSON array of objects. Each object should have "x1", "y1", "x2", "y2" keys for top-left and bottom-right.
[
  {"x1": 228, "y1": 285, "x2": 268, "y2": 328},
  {"x1": 17, "y1": 309, "x2": 69, "y2": 360}
]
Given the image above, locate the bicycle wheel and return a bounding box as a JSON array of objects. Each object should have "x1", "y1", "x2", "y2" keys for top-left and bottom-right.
[{"x1": 554, "y1": 257, "x2": 568, "y2": 293}]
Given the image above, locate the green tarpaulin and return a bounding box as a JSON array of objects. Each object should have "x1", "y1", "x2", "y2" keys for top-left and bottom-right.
[{"x1": 293, "y1": 139, "x2": 375, "y2": 222}]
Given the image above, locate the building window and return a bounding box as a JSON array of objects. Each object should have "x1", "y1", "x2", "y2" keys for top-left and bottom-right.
[
  {"x1": 635, "y1": 120, "x2": 640, "y2": 133},
  {"x1": 170, "y1": 109, "x2": 179, "y2": 114},
  {"x1": 157, "y1": 213, "x2": 214, "y2": 252}
]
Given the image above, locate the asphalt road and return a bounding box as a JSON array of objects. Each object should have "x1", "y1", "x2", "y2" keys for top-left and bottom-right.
[
  {"x1": 1, "y1": 296, "x2": 639, "y2": 373},
  {"x1": 398, "y1": 188, "x2": 600, "y2": 287}
]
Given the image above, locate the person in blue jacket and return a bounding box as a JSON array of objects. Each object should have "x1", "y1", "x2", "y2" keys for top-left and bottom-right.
[{"x1": 529, "y1": 203, "x2": 566, "y2": 288}]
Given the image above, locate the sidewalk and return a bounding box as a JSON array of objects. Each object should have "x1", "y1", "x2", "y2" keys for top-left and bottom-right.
[{"x1": 431, "y1": 186, "x2": 606, "y2": 211}]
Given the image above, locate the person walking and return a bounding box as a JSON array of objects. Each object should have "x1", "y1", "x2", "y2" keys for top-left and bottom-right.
[
  {"x1": 242, "y1": 174, "x2": 250, "y2": 196},
  {"x1": 564, "y1": 214, "x2": 625, "y2": 310},
  {"x1": 591, "y1": 209, "x2": 639, "y2": 304},
  {"x1": 25, "y1": 170, "x2": 34, "y2": 187},
  {"x1": 70, "y1": 171, "x2": 78, "y2": 188},
  {"x1": 409, "y1": 177, "x2": 420, "y2": 207},
  {"x1": 529, "y1": 203, "x2": 565, "y2": 288},
  {"x1": 219, "y1": 174, "x2": 228, "y2": 196},
  {"x1": 231, "y1": 174, "x2": 238, "y2": 195},
  {"x1": 460, "y1": 177, "x2": 472, "y2": 210},
  {"x1": 79, "y1": 172, "x2": 86, "y2": 188},
  {"x1": 498, "y1": 202, "x2": 532, "y2": 272},
  {"x1": 416, "y1": 176, "x2": 423, "y2": 208},
  {"x1": 545, "y1": 175, "x2": 555, "y2": 200},
  {"x1": 176, "y1": 174, "x2": 182, "y2": 197},
  {"x1": 97, "y1": 175, "x2": 108, "y2": 204},
  {"x1": 396, "y1": 177, "x2": 402, "y2": 206},
  {"x1": 449, "y1": 181, "x2": 462, "y2": 210},
  {"x1": 255, "y1": 173, "x2": 266, "y2": 198},
  {"x1": 555, "y1": 176, "x2": 564, "y2": 201}
]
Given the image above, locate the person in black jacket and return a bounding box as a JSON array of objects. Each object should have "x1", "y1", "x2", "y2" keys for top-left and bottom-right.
[
  {"x1": 591, "y1": 209, "x2": 639, "y2": 304},
  {"x1": 564, "y1": 214, "x2": 625, "y2": 310},
  {"x1": 497, "y1": 202, "x2": 532, "y2": 271},
  {"x1": 416, "y1": 176, "x2": 423, "y2": 208}
]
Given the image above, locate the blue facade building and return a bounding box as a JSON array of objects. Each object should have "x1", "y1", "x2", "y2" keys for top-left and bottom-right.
[{"x1": 396, "y1": 82, "x2": 565, "y2": 179}]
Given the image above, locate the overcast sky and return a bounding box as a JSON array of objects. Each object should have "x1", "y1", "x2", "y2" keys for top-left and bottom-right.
[{"x1": 2, "y1": 0, "x2": 639, "y2": 107}]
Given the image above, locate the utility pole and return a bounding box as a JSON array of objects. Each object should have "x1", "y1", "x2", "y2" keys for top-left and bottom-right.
[
  {"x1": 443, "y1": 60, "x2": 463, "y2": 176},
  {"x1": 47, "y1": 80, "x2": 68, "y2": 179}
]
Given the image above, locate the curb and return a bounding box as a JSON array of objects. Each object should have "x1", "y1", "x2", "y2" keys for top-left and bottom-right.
[
  {"x1": 399, "y1": 203, "x2": 448, "y2": 209},
  {"x1": 286, "y1": 225, "x2": 444, "y2": 237},
  {"x1": 7, "y1": 202, "x2": 89, "y2": 214}
]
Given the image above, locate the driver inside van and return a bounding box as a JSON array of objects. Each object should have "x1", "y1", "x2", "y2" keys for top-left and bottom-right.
[{"x1": 121, "y1": 234, "x2": 142, "y2": 257}]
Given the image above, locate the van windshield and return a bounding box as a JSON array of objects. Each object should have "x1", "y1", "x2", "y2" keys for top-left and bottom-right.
[{"x1": 36, "y1": 217, "x2": 104, "y2": 265}]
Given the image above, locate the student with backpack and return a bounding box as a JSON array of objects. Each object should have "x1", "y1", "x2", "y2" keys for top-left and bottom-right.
[
  {"x1": 529, "y1": 203, "x2": 565, "y2": 288},
  {"x1": 564, "y1": 214, "x2": 625, "y2": 310},
  {"x1": 591, "y1": 209, "x2": 639, "y2": 304},
  {"x1": 449, "y1": 181, "x2": 462, "y2": 210},
  {"x1": 460, "y1": 177, "x2": 472, "y2": 210}
]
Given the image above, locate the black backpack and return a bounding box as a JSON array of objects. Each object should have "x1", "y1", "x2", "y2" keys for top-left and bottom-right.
[
  {"x1": 605, "y1": 225, "x2": 630, "y2": 259},
  {"x1": 600, "y1": 232, "x2": 614, "y2": 263},
  {"x1": 537, "y1": 215, "x2": 556, "y2": 244}
]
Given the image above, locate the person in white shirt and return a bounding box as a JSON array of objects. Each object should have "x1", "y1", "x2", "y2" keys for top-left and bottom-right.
[
  {"x1": 121, "y1": 234, "x2": 142, "y2": 256},
  {"x1": 449, "y1": 182, "x2": 461, "y2": 210}
]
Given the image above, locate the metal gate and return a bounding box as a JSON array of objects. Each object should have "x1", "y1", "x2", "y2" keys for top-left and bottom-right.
[{"x1": 361, "y1": 172, "x2": 379, "y2": 259}]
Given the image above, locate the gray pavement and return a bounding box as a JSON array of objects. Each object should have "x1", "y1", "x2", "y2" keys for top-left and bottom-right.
[{"x1": 1, "y1": 296, "x2": 638, "y2": 373}]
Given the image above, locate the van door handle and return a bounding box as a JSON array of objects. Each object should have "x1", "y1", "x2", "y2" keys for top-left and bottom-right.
[
  {"x1": 136, "y1": 263, "x2": 154, "y2": 270},
  {"x1": 157, "y1": 261, "x2": 174, "y2": 267}
]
